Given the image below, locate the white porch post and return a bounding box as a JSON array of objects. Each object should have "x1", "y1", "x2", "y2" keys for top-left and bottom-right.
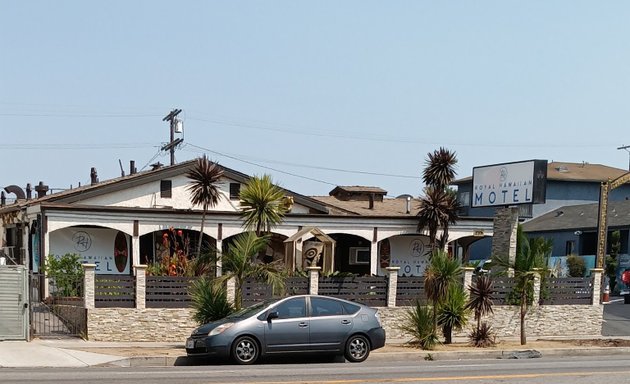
[
  {"x1": 307, "y1": 266, "x2": 321, "y2": 295},
  {"x1": 132, "y1": 234, "x2": 140, "y2": 269},
  {"x1": 370, "y1": 241, "x2": 378, "y2": 276},
  {"x1": 216, "y1": 239, "x2": 223, "y2": 277},
  {"x1": 43, "y1": 230, "x2": 50, "y2": 298}
]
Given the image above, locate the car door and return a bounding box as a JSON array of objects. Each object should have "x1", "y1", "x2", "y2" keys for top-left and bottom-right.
[
  {"x1": 263, "y1": 297, "x2": 309, "y2": 353},
  {"x1": 307, "y1": 297, "x2": 354, "y2": 352}
]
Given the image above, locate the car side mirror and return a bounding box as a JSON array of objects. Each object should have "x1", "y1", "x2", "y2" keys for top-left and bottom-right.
[{"x1": 267, "y1": 311, "x2": 279, "y2": 321}]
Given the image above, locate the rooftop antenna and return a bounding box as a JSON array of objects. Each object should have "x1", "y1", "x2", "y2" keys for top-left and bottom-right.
[
  {"x1": 118, "y1": 159, "x2": 125, "y2": 177},
  {"x1": 618, "y1": 144, "x2": 630, "y2": 171},
  {"x1": 162, "y1": 109, "x2": 184, "y2": 166}
]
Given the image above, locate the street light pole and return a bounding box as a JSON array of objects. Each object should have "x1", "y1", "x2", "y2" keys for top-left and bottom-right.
[{"x1": 618, "y1": 144, "x2": 630, "y2": 171}]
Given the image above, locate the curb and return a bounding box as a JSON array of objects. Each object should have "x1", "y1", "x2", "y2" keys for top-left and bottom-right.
[{"x1": 101, "y1": 346, "x2": 630, "y2": 367}]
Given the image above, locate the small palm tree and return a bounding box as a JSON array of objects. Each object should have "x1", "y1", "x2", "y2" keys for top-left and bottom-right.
[
  {"x1": 423, "y1": 147, "x2": 458, "y2": 191},
  {"x1": 214, "y1": 231, "x2": 286, "y2": 310},
  {"x1": 494, "y1": 226, "x2": 551, "y2": 345},
  {"x1": 239, "y1": 174, "x2": 289, "y2": 236},
  {"x1": 466, "y1": 275, "x2": 494, "y2": 346},
  {"x1": 424, "y1": 250, "x2": 462, "y2": 337},
  {"x1": 187, "y1": 156, "x2": 224, "y2": 258},
  {"x1": 438, "y1": 284, "x2": 470, "y2": 344},
  {"x1": 400, "y1": 301, "x2": 439, "y2": 350},
  {"x1": 190, "y1": 277, "x2": 233, "y2": 324}
]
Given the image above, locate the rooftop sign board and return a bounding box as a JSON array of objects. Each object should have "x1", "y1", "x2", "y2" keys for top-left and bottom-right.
[{"x1": 472, "y1": 160, "x2": 547, "y2": 208}]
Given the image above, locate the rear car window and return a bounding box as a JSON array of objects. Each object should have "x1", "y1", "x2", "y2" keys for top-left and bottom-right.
[
  {"x1": 342, "y1": 302, "x2": 361, "y2": 315},
  {"x1": 310, "y1": 297, "x2": 344, "y2": 317}
]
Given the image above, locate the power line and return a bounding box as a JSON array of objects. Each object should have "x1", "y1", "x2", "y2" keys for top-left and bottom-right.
[{"x1": 0, "y1": 143, "x2": 158, "y2": 150}]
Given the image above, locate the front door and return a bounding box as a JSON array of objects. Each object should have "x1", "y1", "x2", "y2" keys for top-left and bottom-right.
[
  {"x1": 0, "y1": 266, "x2": 28, "y2": 340},
  {"x1": 264, "y1": 297, "x2": 309, "y2": 353}
]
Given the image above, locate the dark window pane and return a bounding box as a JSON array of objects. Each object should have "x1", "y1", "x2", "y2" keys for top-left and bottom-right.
[
  {"x1": 311, "y1": 297, "x2": 343, "y2": 317},
  {"x1": 273, "y1": 297, "x2": 306, "y2": 319},
  {"x1": 229, "y1": 183, "x2": 240, "y2": 200},
  {"x1": 342, "y1": 302, "x2": 360, "y2": 315},
  {"x1": 160, "y1": 180, "x2": 172, "y2": 198}
]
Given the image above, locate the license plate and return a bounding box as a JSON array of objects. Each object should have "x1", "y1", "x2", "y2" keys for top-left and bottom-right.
[{"x1": 186, "y1": 339, "x2": 195, "y2": 349}]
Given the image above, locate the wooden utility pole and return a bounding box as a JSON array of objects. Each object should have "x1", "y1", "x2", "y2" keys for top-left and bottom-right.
[
  {"x1": 596, "y1": 171, "x2": 630, "y2": 268},
  {"x1": 618, "y1": 144, "x2": 630, "y2": 171},
  {"x1": 162, "y1": 109, "x2": 183, "y2": 166}
]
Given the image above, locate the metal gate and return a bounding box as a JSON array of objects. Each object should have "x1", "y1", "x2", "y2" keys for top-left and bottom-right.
[
  {"x1": 29, "y1": 274, "x2": 85, "y2": 338},
  {"x1": 0, "y1": 265, "x2": 29, "y2": 340}
]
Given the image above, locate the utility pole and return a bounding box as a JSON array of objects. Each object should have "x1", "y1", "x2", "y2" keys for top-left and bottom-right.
[
  {"x1": 162, "y1": 109, "x2": 183, "y2": 166},
  {"x1": 618, "y1": 144, "x2": 630, "y2": 171}
]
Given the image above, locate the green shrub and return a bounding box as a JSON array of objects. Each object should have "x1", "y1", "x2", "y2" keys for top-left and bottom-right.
[
  {"x1": 566, "y1": 254, "x2": 586, "y2": 277},
  {"x1": 44, "y1": 253, "x2": 84, "y2": 297},
  {"x1": 190, "y1": 278, "x2": 233, "y2": 324},
  {"x1": 399, "y1": 301, "x2": 439, "y2": 350}
]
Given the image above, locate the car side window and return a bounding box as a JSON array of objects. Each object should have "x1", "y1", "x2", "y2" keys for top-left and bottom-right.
[
  {"x1": 310, "y1": 297, "x2": 344, "y2": 317},
  {"x1": 342, "y1": 302, "x2": 360, "y2": 315},
  {"x1": 273, "y1": 297, "x2": 306, "y2": 319}
]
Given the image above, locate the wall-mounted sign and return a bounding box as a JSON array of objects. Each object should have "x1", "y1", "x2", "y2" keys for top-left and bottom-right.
[
  {"x1": 378, "y1": 236, "x2": 432, "y2": 276},
  {"x1": 471, "y1": 160, "x2": 547, "y2": 208},
  {"x1": 50, "y1": 227, "x2": 130, "y2": 274}
]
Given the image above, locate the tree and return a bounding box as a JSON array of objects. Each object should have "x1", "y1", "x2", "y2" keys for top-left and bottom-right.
[
  {"x1": 417, "y1": 148, "x2": 460, "y2": 250},
  {"x1": 566, "y1": 254, "x2": 586, "y2": 277},
  {"x1": 465, "y1": 275, "x2": 495, "y2": 347},
  {"x1": 424, "y1": 250, "x2": 462, "y2": 338},
  {"x1": 44, "y1": 253, "x2": 84, "y2": 297},
  {"x1": 494, "y1": 226, "x2": 552, "y2": 345},
  {"x1": 438, "y1": 284, "x2": 470, "y2": 344},
  {"x1": 214, "y1": 231, "x2": 286, "y2": 310},
  {"x1": 187, "y1": 155, "x2": 224, "y2": 258},
  {"x1": 239, "y1": 174, "x2": 290, "y2": 236},
  {"x1": 606, "y1": 230, "x2": 621, "y2": 293}
]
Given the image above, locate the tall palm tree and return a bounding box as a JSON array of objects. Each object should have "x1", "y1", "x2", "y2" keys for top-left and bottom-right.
[
  {"x1": 417, "y1": 148, "x2": 460, "y2": 250},
  {"x1": 239, "y1": 174, "x2": 289, "y2": 236},
  {"x1": 494, "y1": 225, "x2": 551, "y2": 345},
  {"x1": 187, "y1": 155, "x2": 224, "y2": 258},
  {"x1": 214, "y1": 231, "x2": 286, "y2": 310},
  {"x1": 424, "y1": 250, "x2": 462, "y2": 337}
]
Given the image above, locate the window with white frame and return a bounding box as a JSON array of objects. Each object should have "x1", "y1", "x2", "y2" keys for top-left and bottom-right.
[{"x1": 349, "y1": 247, "x2": 370, "y2": 265}]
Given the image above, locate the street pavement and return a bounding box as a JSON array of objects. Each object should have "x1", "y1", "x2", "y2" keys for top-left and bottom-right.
[{"x1": 3, "y1": 337, "x2": 630, "y2": 368}]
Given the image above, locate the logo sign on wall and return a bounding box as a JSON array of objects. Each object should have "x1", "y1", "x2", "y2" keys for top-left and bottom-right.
[
  {"x1": 50, "y1": 228, "x2": 130, "y2": 274},
  {"x1": 379, "y1": 236, "x2": 432, "y2": 276}
]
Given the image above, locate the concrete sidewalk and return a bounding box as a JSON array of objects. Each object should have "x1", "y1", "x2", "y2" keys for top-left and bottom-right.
[{"x1": 3, "y1": 337, "x2": 630, "y2": 368}]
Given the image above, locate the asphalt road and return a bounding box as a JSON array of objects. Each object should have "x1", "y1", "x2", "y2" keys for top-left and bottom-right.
[
  {"x1": 603, "y1": 298, "x2": 630, "y2": 336},
  {"x1": 3, "y1": 355, "x2": 630, "y2": 384}
]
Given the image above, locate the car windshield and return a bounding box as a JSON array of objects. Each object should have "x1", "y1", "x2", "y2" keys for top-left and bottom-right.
[{"x1": 227, "y1": 299, "x2": 276, "y2": 319}]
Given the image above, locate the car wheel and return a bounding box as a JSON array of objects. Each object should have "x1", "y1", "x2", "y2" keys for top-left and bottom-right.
[
  {"x1": 231, "y1": 336, "x2": 259, "y2": 365},
  {"x1": 625, "y1": 295, "x2": 630, "y2": 304},
  {"x1": 345, "y1": 334, "x2": 370, "y2": 363}
]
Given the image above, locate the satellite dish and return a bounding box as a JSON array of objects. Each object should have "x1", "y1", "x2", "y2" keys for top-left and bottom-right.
[{"x1": 174, "y1": 119, "x2": 184, "y2": 133}]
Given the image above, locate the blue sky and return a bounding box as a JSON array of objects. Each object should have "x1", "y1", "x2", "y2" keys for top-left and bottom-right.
[{"x1": 2, "y1": 1, "x2": 629, "y2": 199}]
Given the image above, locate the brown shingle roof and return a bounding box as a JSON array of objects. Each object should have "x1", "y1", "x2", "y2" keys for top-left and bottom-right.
[{"x1": 312, "y1": 195, "x2": 419, "y2": 216}]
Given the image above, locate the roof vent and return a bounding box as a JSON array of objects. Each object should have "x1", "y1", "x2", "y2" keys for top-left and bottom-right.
[{"x1": 555, "y1": 166, "x2": 569, "y2": 173}]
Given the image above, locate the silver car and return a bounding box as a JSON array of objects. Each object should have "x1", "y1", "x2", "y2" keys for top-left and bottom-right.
[{"x1": 186, "y1": 294, "x2": 386, "y2": 364}]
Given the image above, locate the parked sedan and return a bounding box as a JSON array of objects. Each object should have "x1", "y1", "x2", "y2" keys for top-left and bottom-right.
[{"x1": 186, "y1": 294, "x2": 386, "y2": 364}]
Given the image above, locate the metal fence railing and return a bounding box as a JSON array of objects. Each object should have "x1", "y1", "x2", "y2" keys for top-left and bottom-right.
[
  {"x1": 318, "y1": 276, "x2": 387, "y2": 307},
  {"x1": 95, "y1": 275, "x2": 135, "y2": 308},
  {"x1": 146, "y1": 276, "x2": 197, "y2": 308},
  {"x1": 396, "y1": 276, "x2": 426, "y2": 306},
  {"x1": 541, "y1": 277, "x2": 593, "y2": 305}
]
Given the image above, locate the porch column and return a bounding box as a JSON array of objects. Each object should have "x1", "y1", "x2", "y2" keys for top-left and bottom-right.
[
  {"x1": 43, "y1": 230, "x2": 50, "y2": 298},
  {"x1": 134, "y1": 265, "x2": 147, "y2": 309},
  {"x1": 307, "y1": 266, "x2": 321, "y2": 295},
  {"x1": 83, "y1": 264, "x2": 96, "y2": 310},
  {"x1": 462, "y1": 267, "x2": 475, "y2": 301},
  {"x1": 591, "y1": 268, "x2": 604, "y2": 306},
  {"x1": 370, "y1": 241, "x2": 378, "y2": 276},
  {"x1": 385, "y1": 267, "x2": 400, "y2": 307},
  {"x1": 216, "y1": 239, "x2": 223, "y2": 277},
  {"x1": 132, "y1": 234, "x2": 140, "y2": 269}
]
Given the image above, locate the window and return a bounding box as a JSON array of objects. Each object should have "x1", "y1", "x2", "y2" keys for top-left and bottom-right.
[
  {"x1": 311, "y1": 297, "x2": 343, "y2": 317},
  {"x1": 273, "y1": 297, "x2": 306, "y2": 319},
  {"x1": 458, "y1": 191, "x2": 470, "y2": 207},
  {"x1": 566, "y1": 240, "x2": 575, "y2": 256},
  {"x1": 160, "y1": 180, "x2": 172, "y2": 198},
  {"x1": 229, "y1": 183, "x2": 240, "y2": 200},
  {"x1": 349, "y1": 247, "x2": 370, "y2": 265}
]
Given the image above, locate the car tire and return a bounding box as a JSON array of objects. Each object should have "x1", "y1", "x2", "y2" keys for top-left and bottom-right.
[
  {"x1": 344, "y1": 334, "x2": 370, "y2": 363},
  {"x1": 625, "y1": 295, "x2": 630, "y2": 304},
  {"x1": 231, "y1": 336, "x2": 259, "y2": 365}
]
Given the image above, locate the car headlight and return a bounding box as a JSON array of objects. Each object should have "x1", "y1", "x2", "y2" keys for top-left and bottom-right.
[{"x1": 209, "y1": 322, "x2": 234, "y2": 336}]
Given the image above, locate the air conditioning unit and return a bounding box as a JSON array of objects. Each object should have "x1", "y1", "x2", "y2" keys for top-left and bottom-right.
[{"x1": 302, "y1": 241, "x2": 324, "y2": 269}]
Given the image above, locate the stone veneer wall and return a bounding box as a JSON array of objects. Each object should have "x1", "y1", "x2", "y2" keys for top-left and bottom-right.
[{"x1": 87, "y1": 305, "x2": 603, "y2": 342}]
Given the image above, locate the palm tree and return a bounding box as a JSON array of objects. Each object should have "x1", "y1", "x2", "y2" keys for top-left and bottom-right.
[
  {"x1": 438, "y1": 284, "x2": 470, "y2": 344},
  {"x1": 417, "y1": 148, "x2": 460, "y2": 250},
  {"x1": 214, "y1": 231, "x2": 286, "y2": 310},
  {"x1": 493, "y1": 225, "x2": 551, "y2": 345},
  {"x1": 424, "y1": 250, "x2": 462, "y2": 337},
  {"x1": 423, "y1": 147, "x2": 458, "y2": 191},
  {"x1": 466, "y1": 275, "x2": 494, "y2": 342},
  {"x1": 187, "y1": 155, "x2": 224, "y2": 258},
  {"x1": 239, "y1": 174, "x2": 289, "y2": 236}
]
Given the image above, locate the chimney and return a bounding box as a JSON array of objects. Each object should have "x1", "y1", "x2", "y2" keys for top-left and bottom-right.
[
  {"x1": 26, "y1": 183, "x2": 32, "y2": 200},
  {"x1": 35, "y1": 181, "x2": 49, "y2": 198},
  {"x1": 406, "y1": 196, "x2": 411, "y2": 214},
  {"x1": 90, "y1": 167, "x2": 99, "y2": 185},
  {"x1": 368, "y1": 193, "x2": 374, "y2": 209},
  {"x1": 130, "y1": 160, "x2": 137, "y2": 175},
  {"x1": 0, "y1": 191, "x2": 5, "y2": 206}
]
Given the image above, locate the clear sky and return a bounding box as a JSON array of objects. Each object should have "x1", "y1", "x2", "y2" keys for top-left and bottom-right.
[{"x1": 2, "y1": 1, "x2": 629, "y2": 200}]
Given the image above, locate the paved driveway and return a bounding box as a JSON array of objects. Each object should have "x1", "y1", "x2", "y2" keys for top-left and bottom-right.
[{"x1": 603, "y1": 297, "x2": 630, "y2": 336}]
